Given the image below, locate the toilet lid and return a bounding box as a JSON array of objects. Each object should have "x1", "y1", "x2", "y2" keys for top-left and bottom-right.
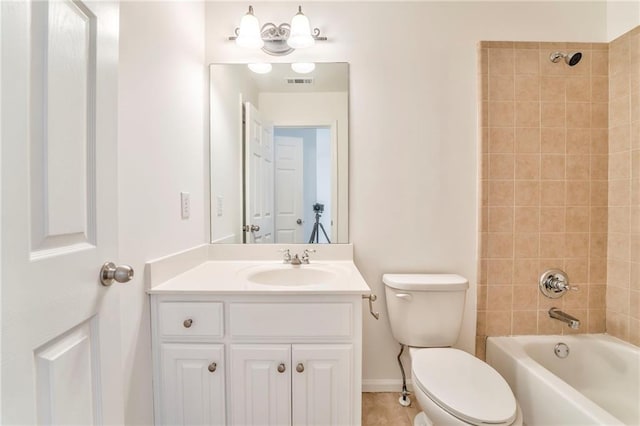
[
  {"x1": 412, "y1": 348, "x2": 517, "y2": 425},
  {"x1": 382, "y1": 274, "x2": 468, "y2": 291}
]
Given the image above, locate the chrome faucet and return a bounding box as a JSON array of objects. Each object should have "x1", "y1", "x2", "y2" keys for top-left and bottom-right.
[
  {"x1": 281, "y1": 249, "x2": 315, "y2": 265},
  {"x1": 549, "y1": 307, "x2": 580, "y2": 329}
]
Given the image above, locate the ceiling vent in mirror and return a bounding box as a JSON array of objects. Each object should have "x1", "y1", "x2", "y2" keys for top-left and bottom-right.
[{"x1": 286, "y1": 77, "x2": 314, "y2": 85}]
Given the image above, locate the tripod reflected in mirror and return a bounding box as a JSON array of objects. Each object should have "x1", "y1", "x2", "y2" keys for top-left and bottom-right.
[{"x1": 309, "y1": 203, "x2": 331, "y2": 243}]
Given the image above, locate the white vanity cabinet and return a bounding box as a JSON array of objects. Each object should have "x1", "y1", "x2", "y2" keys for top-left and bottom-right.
[
  {"x1": 153, "y1": 300, "x2": 226, "y2": 426},
  {"x1": 160, "y1": 343, "x2": 226, "y2": 425},
  {"x1": 150, "y1": 294, "x2": 362, "y2": 426},
  {"x1": 229, "y1": 344, "x2": 352, "y2": 426},
  {"x1": 290, "y1": 344, "x2": 353, "y2": 424}
]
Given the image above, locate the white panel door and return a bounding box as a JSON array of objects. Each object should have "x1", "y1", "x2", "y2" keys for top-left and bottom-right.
[
  {"x1": 261, "y1": 122, "x2": 274, "y2": 243},
  {"x1": 1, "y1": 1, "x2": 123, "y2": 424},
  {"x1": 274, "y1": 136, "x2": 304, "y2": 243},
  {"x1": 229, "y1": 344, "x2": 291, "y2": 426},
  {"x1": 292, "y1": 344, "x2": 353, "y2": 426},
  {"x1": 160, "y1": 343, "x2": 225, "y2": 426},
  {"x1": 244, "y1": 103, "x2": 274, "y2": 243}
]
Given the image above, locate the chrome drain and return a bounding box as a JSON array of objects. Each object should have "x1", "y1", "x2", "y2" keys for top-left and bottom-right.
[{"x1": 554, "y1": 342, "x2": 570, "y2": 358}]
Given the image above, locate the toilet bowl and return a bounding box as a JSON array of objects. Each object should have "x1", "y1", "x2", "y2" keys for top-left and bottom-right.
[
  {"x1": 382, "y1": 274, "x2": 523, "y2": 426},
  {"x1": 409, "y1": 348, "x2": 522, "y2": 426}
]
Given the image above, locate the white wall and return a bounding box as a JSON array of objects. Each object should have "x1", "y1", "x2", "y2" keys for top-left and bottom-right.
[
  {"x1": 206, "y1": 1, "x2": 607, "y2": 388},
  {"x1": 607, "y1": 0, "x2": 640, "y2": 40},
  {"x1": 0, "y1": 4, "x2": 3, "y2": 419},
  {"x1": 118, "y1": 2, "x2": 206, "y2": 424}
]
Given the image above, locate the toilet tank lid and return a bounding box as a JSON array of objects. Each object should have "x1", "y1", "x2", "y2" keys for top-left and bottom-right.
[{"x1": 382, "y1": 274, "x2": 469, "y2": 291}]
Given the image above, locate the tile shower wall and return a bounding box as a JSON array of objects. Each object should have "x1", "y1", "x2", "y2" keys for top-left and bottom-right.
[
  {"x1": 607, "y1": 28, "x2": 640, "y2": 346},
  {"x1": 478, "y1": 42, "x2": 609, "y2": 357}
]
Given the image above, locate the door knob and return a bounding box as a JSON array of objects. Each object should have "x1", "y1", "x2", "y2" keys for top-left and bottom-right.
[
  {"x1": 277, "y1": 363, "x2": 286, "y2": 373},
  {"x1": 208, "y1": 362, "x2": 217, "y2": 373},
  {"x1": 183, "y1": 319, "x2": 193, "y2": 328},
  {"x1": 296, "y1": 363, "x2": 304, "y2": 373},
  {"x1": 100, "y1": 262, "x2": 134, "y2": 286},
  {"x1": 296, "y1": 219, "x2": 303, "y2": 225}
]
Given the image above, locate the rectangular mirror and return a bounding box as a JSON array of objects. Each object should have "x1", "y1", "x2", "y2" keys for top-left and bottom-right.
[{"x1": 209, "y1": 63, "x2": 349, "y2": 244}]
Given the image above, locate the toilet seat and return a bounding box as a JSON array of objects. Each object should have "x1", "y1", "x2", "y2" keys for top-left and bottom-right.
[{"x1": 412, "y1": 348, "x2": 517, "y2": 426}]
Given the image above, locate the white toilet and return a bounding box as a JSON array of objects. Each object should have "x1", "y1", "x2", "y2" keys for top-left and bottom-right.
[{"x1": 383, "y1": 273, "x2": 523, "y2": 426}]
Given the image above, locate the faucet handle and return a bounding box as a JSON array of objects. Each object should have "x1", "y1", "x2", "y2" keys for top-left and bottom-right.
[
  {"x1": 562, "y1": 283, "x2": 579, "y2": 292},
  {"x1": 279, "y1": 248, "x2": 291, "y2": 262},
  {"x1": 551, "y1": 276, "x2": 579, "y2": 292},
  {"x1": 302, "y1": 249, "x2": 316, "y2": 263},
  {"x1": 539, "y1": 269, "x2": 577, "y2": 298}
]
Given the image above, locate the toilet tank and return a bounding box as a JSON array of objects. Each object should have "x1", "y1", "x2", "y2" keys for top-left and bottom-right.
[{"x1": 383, "y1": 274, "x2": 468, "y2": 347}]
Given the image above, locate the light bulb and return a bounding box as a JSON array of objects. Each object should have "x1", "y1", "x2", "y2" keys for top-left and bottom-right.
[
  {"x1": 236, "y1": 6, "x2": 264, "y2": 49},
  {"x1": 291, "y1": 62, "x2": 315, "y2": 74},
  {"x1": 248, "y1": 63, "x2": 272, "y2": 74},
  {"x1": 287, "y1": 6, "x2": 314, "y2": 49}
]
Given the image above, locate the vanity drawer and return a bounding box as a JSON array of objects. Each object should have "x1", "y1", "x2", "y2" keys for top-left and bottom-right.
[
  {"x1": 158, "y1": 302, "x2": 223, "y2": 338},
  {"x1": 229, "y1": 303, "x2": 352, "y2": 338}
]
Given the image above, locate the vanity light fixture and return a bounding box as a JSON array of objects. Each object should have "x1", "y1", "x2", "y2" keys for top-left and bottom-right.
[
  {"x1": 235, "y1": 6, "x2": 264, "y2": 49},
  {"x1": 247, "y1": 63, "x2": 273, "y2": 74},
  {"x1": 230, "y1": 5, "x2": 327, "y2": 56},
  {"x1": 291, "y1": 62, "x2": 315, "y2": 74},
  {"x1": 287, "y1": 6, "x2": 315, "y2": 49}
]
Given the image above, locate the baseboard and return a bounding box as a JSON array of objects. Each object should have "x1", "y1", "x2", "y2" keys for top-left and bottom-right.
[{"x1": 362, "y1": 379, "x2": 414, "y2": 393}]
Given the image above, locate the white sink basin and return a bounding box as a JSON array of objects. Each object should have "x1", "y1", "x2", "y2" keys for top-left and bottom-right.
[{"x1": 241, "y1": 264, "x2": 340, "y2": 287}]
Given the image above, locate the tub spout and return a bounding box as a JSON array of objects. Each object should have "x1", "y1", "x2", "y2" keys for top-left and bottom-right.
[{"x1": 549, "y1": 307, "x2": 580, "y2": 329}]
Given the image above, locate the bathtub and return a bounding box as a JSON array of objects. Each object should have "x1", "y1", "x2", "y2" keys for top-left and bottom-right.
[{"x1": 486, "y1": 334, "x2": 640, "y2": 426}]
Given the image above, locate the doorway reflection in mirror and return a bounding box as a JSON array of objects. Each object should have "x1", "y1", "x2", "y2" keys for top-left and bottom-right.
[{"x1": 209, "y1": 63, "x2": 348, "y2": 244}]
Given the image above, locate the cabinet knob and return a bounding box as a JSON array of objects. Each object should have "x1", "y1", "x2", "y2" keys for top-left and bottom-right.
[
  {"x1": 183, "y1": 319, "x2": 193, "y2": 328},
  {"x1": 277, "y1": 363, "x2": 286, "y2": 373},
  {"x1": 208, "y1": 362, "x2": 217, "y2": 373},
  {"x1": 296, "y1": 363, "x2": 304, "y2": 373}
]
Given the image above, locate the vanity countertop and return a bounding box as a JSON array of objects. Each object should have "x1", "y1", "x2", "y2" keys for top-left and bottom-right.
[{"x1": 147, "y1": 259, "x2": 371, "y2": 295}]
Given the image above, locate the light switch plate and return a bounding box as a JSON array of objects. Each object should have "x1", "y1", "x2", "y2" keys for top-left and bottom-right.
[
  {"x1": 216, "y1": 196, "x2": 223, "y2": 217},
  {"x1": 180, "y1": 192, "x2": 190, "y2": 219}
]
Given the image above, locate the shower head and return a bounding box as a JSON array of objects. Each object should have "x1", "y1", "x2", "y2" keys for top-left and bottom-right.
[{"x1": 550, "y1": 51, "x2": 582, "y2": 67}]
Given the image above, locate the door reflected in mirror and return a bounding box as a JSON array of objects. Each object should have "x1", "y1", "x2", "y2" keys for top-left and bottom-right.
[
  {"x1": 273, "y1": 126, "x2": 333, "y2": 244},
  {"x1": 209, "y1": 63, "x2": 349, "y2": 244}
]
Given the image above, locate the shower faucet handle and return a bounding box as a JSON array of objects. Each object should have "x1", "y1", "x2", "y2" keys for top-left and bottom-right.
[
  {"x1": 539, "y1": 269, "x2": 578, "y2": 298},
  {"x1": 556, "y1": 280, "x2": 578, "y2": 292}
]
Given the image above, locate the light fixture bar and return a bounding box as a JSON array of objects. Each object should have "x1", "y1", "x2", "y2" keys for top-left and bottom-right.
[{"x1": 228, "y1": 5, "x2": 327, "y2": 56}]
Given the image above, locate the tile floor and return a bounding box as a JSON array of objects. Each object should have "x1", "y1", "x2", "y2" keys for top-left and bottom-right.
[{"x1": 362, "y1": 392, "x2": 420, "y2": 425}]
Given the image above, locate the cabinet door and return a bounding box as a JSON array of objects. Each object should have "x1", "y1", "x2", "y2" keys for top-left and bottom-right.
[
  {"x1": 229, "y1": 344, "x2": 291, "y2": 426},
  {"x1": 292, "y1": 344, "x2": 353, "y2": 425},
  {"x1": 160, "y1": 343, "x2": 225, "y2": 426}
]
